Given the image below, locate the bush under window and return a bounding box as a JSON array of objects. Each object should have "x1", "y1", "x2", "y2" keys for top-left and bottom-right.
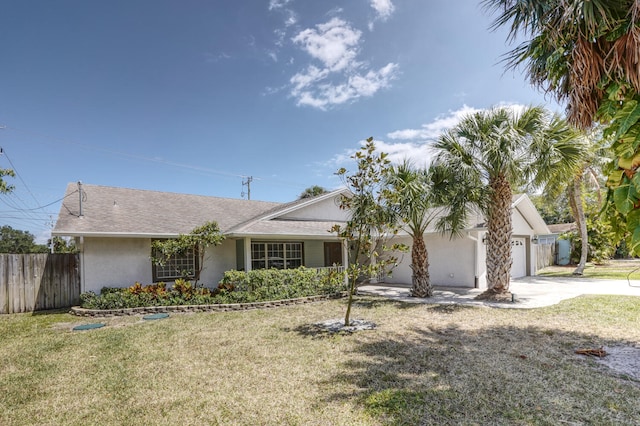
[{"x1": 79, "y1": 268, "x2": 346, "y2": 310}]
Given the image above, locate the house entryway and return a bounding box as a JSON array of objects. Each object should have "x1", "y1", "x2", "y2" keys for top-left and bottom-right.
[{"x1": 324, "y1": 242, "x2": 342, "y2": 267}]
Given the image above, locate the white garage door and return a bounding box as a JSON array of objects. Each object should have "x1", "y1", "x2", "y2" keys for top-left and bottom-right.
[{"x1": 511, "y1": 238, "x2": 526, "y2": 278}]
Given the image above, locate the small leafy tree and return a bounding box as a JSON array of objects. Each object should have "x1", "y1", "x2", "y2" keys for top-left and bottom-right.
[
  {"x1": 150, "y1": 221, "x2": 225, "y2": 286},
  {"x1": 565, "y1": 216, "x2": 617, "y2": 264},
  {"x1": 332, "y1": 137, "x2": 407, "y2": 326},
  {"x1": 530, "y1": 193, "x2": 573, "y2": 225},
  {"x1": 0, "y1": 168, "x2": 15, "y2": 194},
  {"x1": 299, "y1": 185, "x2": 328, "y2": 199}
]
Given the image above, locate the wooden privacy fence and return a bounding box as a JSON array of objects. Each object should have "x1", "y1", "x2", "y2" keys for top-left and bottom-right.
[
  {"x1": 0, "y1": 253, "x2": 80, "y2": 314},
  {"x1": 536, "y1": 242, "x2": 555, "y2": 270}
]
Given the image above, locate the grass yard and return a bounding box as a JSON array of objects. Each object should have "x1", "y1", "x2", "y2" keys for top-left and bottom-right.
[
  {"x1": 1, "y1": 295, "x2": 640, "y2": 425},
  {"x1": 538, "y1": 259, "x2": 640, "y2": 280}
]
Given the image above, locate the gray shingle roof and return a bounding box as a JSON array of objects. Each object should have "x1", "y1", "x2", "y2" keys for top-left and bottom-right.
[
  {"x1": 53, "y1": 183, "x2": 281, "y2": 237},
  {"x1": 231, "y1": 219, "x2": 344, "y2": 238}
]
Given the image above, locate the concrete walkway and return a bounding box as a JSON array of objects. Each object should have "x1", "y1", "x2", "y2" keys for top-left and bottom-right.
[{"x1": 358, "y1": 276, "x2": 640, "y2": 309}]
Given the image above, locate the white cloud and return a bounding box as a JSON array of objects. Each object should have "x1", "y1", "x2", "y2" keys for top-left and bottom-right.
[
  {"x1": 269, "y1": 0, "x2": 293, "y2": 11},
  {"x1": 375, "y1": 140, "x2": 434, "y2": 167},
  {"x1": 203, "y1": 52, "x2": 231, "y2": 63},
  {"x1": 284, "y1": 11, "x2": 297, "y2": 27},
  {"x1": 325, "y1": 137, "x2": 434, "y2": 174},
  {"x1": 292, "y1": 18, "x2": 361, "y2": 72},
  {"x1": 268, "y1": 4, "x2": 297, "y2": 62},
  {"x1": 386, "y1": 103, "x2": 531, "y2": 141},
  {"x1": 368, "y1": 0, "x2": 395, "y2": 30},
  {"x1": 370, "y1": 0, "x2": 395, "y2": 20},
  {"x1": 292, "y1": 63, "x2": 398, "y2": 109},
  {"x1": 290, "y1": 65, "x2": 330, "y2": 92},
  {"x1": 289, "y1": 18, "x2": 398, "y2": 109},
  {"x1": 325, "y1": 104, "x2": 532, "y2": 175},
  {"x1": 387, "y1": 105, "x2": 482, "y2": 141}
]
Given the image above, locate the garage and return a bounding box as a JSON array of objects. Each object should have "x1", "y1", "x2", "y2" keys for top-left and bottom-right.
[{"x1": 511, "y1": 237, "x2": 527, "y2": 278}]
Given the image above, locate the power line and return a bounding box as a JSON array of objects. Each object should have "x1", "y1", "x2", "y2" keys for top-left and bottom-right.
[
  {"x1": 0, "y1": 124, "x2": 312, "y2": 193},
  {"x1": 0, "y1": 147, "x2": 42, "y2": 207},
  {"x1": 1, "y1": 124, "x2": 248, "y2": 179}
]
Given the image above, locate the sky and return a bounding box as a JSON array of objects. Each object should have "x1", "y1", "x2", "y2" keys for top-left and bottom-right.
[{"x1": 0, "y1": 0, "x2": 561, "y2": 243}]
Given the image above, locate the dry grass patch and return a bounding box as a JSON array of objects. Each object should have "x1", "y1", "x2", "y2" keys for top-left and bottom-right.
[{"x1": 1, "y1": 296, "x2": 639, "y2": 425}]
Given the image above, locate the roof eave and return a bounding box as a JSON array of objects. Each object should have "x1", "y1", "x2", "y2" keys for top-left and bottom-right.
[
  {"x1": 226, "y1": 232, "x2": 342, "y2": 241},
  {"x1": 51, "y1": 231, "x2": 182, "y2": 239}
]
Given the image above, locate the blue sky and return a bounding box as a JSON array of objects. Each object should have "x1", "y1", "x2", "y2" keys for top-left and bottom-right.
[{"x1": 0, "y1": 0, "x2": 558, "y2": 243}]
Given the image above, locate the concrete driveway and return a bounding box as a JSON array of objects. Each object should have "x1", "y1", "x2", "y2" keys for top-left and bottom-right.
[{"x1": 358, "y1": 276, "x2": 640, "y2": 309}]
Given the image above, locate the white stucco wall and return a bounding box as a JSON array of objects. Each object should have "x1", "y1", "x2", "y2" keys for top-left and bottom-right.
[
  {"x1": 198, "y1": 239, "x2": 238, "y2": 286},
  {"x1": 81, "y1": 237, "x2": 238, "y2": 294},
  {"x1": 82, "y1": 237, "x2": 152, "y2": 294},
  {"x1": 280, "y1": 196, "x2": 349, "y2": 221},
  {"x1": 388, "y1": 233, "x2": 479, "y2": 288},
  {"x1": 512, "y1": 208, "x2": 535, "y2": 236}
]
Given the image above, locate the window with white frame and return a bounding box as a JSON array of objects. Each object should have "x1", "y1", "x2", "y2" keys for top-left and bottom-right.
[
  {"x1": 251, "y1": 242, "x2": 303, "y2": 270},
  {"x1": 152, "y1": 241, "x2": 199, "y2": 281}
]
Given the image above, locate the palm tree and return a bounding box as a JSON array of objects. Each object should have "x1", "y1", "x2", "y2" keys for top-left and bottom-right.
[
  {"x1": 555, "y1": 130, "x2": 608, "y2": 274},
  {"x1": 483, "y1": 0, "x2": 638, "y2": 129},
  {"x1": 565, "y1": 132, "x2": 607, "y2": 274},
  {"x1": 386, "y1": 161, "x2": 442, "y2": 297},
  {"x1": 483, "y1": 0, "x2": 640, "y2": 254},
  {"x1": 433, "y1": 106, "x2": 583, "y2": 297}
]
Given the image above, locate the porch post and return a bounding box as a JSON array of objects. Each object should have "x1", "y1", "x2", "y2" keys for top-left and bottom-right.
[{"x1": 244, "y1": 237, "x2": 252, "y2": 272}]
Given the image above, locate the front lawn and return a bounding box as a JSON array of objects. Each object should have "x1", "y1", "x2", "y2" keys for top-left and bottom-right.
[
  {"x1": 1, "y1": 295, "x2": 639, "y2": 425},
  {"x1": 538, "y1": 259, "x2": 640, "y2": 280}
]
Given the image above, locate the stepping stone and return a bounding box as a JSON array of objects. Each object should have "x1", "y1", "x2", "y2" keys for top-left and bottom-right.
[
  {"x1": 73, "y1": 323, "x2": 105, "y2": 331},
  {"x1": 143, "y1": 313, "x2": 170, "y2": 320}
]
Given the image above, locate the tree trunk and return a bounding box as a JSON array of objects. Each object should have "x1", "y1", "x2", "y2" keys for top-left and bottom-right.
[
  {"x1": 484, "y1": 175, "x2": 513, "y2": 295},
  {"x1": 344, "y1": 278, "x2": 355, "y2": 326},
  {"x1": 570, "y1": 177, "x2": 588, "y2": 275},
  {"x1": 410, "y1": 235, "x2": 432, "y2": 297}
]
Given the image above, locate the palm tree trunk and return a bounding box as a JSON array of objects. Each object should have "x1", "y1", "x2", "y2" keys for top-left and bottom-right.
[
  {"x1": 569, "y1": 177, "x2": 588, "y2": 275},
  {"x1": 485, "y1": 175, "x2": 513, "y2": 295},
  {"x1": 410, "y1": 235, "x2": 432, "y2": 297}
]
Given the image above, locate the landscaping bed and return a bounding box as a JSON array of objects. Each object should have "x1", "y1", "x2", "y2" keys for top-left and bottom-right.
[
  {"x1": 72, "y1": 293, "x2": 344, "y2": 317},
  {"x1": 77, "y1": 267, "x2": 347, "y2": 314}
]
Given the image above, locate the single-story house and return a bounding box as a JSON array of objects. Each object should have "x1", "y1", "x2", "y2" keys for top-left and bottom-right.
[{"x1": 52, "y1": 183, "x2": 551, "y2": 294}]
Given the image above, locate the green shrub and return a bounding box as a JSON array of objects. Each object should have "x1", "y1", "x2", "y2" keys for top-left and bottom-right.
[
  {"x1": 79, "y1": 268, "x2": 346, "y2": 310},
  {"x1": 219, "y1": 267, "x2": 346, "y2": 300}
]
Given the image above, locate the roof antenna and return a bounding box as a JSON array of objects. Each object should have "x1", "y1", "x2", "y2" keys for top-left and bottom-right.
[{"x1": 241, "y1": 176, "x2": 253, "y2": 200}]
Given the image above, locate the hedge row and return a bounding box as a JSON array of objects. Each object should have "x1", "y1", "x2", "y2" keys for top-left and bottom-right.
[{"x1": 80, "y1": 268, "x2": 347, "y2": 310}]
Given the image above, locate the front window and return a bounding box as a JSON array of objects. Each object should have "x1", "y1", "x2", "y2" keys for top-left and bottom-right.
[
  {"x1": 251, "y1": 242, "x2": 303, "y2": 270},
  {"x1": 152, "y1": 241, "x2": 199, "y2": 281}
]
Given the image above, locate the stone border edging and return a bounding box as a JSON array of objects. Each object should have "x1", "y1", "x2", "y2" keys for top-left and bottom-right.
[{"x1": 70, "y1": 293, "x2": 346, "y2": 317}]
